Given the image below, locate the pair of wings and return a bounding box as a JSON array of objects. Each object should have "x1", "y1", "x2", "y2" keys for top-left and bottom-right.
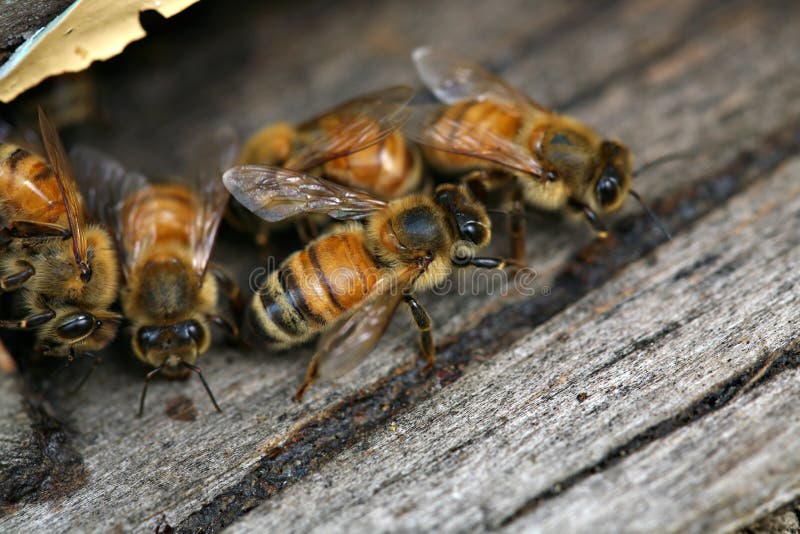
[
  {"x1": 404, "y1": 46, "x2": 551, "y2": 178},
  {"x1": 281, "y1": 85, "x2": 413, "y2": 172},
  {"x1": 70, "y1": 128, "x2": 238, "y2": 282}
]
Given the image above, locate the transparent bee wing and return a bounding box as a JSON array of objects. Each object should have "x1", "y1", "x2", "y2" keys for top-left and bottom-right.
[
  {"x1": 180, "y1": 126, "x2": 239, "y2": 281},
  {"x1": 287, "y1": 85, "x2": 414, "y2": 170},
  {"x1": 412, "y1": 46, "x2": 548, "y2": 111},
  {"x1": 69, "y1": 145, "x2": 151, "y2": 280},
  {"x1": 222, "y1": 165, "x2": 387, "y2": 223},
  {"x1": 315, "y1": 280, "x2": 405, "y2": 380},
  {"x1": 404, "y1": 104, "x2": 545, "y2": 177}
]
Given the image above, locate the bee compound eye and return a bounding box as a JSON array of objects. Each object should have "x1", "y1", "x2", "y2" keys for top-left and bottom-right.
[
  {"x1": 136, "y1": 326, "x2": 161, "y2": 352},
  {"x1": 460, "y1": 221, "x2": 486, "y2": 245},
  {"x1": 182, "y1": 320, "x2": 206, "y2": 346},
  {"x1": 56, "y1": 313, "x2": 96, "y2": 340},
  {"x1": 596, "y1": 166, "x2": 622, "y2": 207},
  {"x1": 596, "y1": 178, "x2": 619, "y2": 206}
]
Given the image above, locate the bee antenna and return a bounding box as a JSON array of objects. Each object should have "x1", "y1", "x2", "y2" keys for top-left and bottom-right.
[
  {"x1": 630, "y1": 189, "x2": 672, "y2": 240},
  {"x1": 182, "y1": 361, "x2": 222, "y2": 413},
  {"x1": 138, "y1": 365, "x2": 164, "y2": 417},
  {"x1": 632, "y1": 149, "x2": 696, "y2": 178}
]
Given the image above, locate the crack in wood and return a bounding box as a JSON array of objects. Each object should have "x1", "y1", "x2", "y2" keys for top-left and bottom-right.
[
  {"x1": 496, "y1": 338, "x2": 800, "y2": 528},
  {"x1": 174, "y1": 119, "x2": 800, "y2": 533}
]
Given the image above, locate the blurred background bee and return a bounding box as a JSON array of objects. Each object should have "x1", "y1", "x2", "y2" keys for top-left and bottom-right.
[
  {"x1": 0, "y1": 108, "x2": 120, "y2": 359},
  {"x1": 406, "y1": 47, "x2": 671, "y2": 262},
  {"x1": 71, "y1": 129, "x2": 241, "y2": 415},
  {"x1": 224, "y1": 164, "x2": 514, "y2": 400},
  {"x1": 231, "y1": 86, "x2": 422, "y2": 244}
]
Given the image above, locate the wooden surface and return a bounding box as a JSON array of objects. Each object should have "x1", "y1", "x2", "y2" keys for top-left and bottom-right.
[
  {"x1": 0, "y1": 0, "x2": 73, "y2": 63},
  {"x1": 2, "y1": 0, "x2": 800, "y2": 532}
]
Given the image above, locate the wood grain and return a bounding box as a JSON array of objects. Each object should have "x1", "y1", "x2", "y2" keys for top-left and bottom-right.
[
  {"x1": 1, "y1": 0, "x2": 800, "y2": 532},
  {"x1": 228, "y1": 158, "x2": 800, "y2": 533}
]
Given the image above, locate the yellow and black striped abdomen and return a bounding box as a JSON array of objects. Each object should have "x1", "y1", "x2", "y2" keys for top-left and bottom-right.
[
  {"x1": 422, "y1": 100, "x2": 524, "y2": 174},
  {"x1": 0, "y1": 144, "x2": 65, "y2": 226},
  {"x1": 247, "y1": 229, "x2": 382, "y2": 348}
]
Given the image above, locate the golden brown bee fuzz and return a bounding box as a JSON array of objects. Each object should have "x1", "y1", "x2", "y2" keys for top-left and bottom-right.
[
  {"x1": 0, "y1": 114, "x2": 121, "y2": 359},
  {"x1": 407, "y1": 47, "x2": 666, "y2": 261},
  {"x1": 231, "y1": 86, "x2": 422, "y2": 244}
]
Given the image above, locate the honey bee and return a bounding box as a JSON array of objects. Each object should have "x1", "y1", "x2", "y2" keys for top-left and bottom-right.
[
  {"x1": 232, "y1": 86, "x2": 422, "y2": 243},
  {"x1": 0, "y1": 108, "x2": 120, "y2": 358},
  {"x1": 406, "y1": 47, "x2": 670, "y2": 261},
  {"x1": 224, "y1": 164, "x2": 514, "y2": 400},
  {"x1": 71, "y1": 129, "x2": 241, "y2": 415}
]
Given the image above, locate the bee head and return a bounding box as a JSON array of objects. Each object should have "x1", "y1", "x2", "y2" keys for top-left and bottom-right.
[
  {"x1": 133, "y1": 318, "x2": 209, "y2": 374},
  {"x1": 433, "y1": 184, "x2": 491, "y2": 248},
  {"x1": 37, "y1": 308, "x2": 121, "y2": 357}
]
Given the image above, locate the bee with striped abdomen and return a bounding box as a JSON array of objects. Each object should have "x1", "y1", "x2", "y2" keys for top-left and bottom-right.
[
  {"x1": 0, "y1": 108, "x2": 120, "y2": 358},
  {"x1": 224, "y1": 164, "x2": 514, "y2": 400},
  {"x1": 406, "y1": 47, "x2": 670, "y2": 262},
  {"x1": 232, "y1": 86, "x2": 422, "y2": 243},
  {"x1": 71, "y1": 129, "x2": 241, "y2": 415}
]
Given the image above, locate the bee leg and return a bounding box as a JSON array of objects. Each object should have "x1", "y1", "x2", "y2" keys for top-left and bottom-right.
[
  {"x1": 0, "y1": 309, "x2": 55, "y2": 329},
  {"x1": 404, "y1": 294, "x2": 435, "y2": 371},
  {"x1": 206, "y1": 314, "x2": 239, "y2": 339},
  {"x1": 509, "y1": 185, "x2": 526, "y2": 264},
  {"x1": 0, "y1": 262, "x2": 35, "y2": 292},
  {"x1": 568, "y1": 198, "x2": 609, "y2": 239},
  {"x1": 453, "y1": 255, "x2": 522, "y2": 271},
  {"x1": 294, "y1": 351, "x2": 322, "y2": 402},
  {"x1": 462, "y1": 169, "x2": 515, "y2": 197},
  {"x1": 4, "y1": 220, "x2": 71, "y2": 240},
  {"x1": 211, "y1": 266, "x2": 244, "y2": 317}
]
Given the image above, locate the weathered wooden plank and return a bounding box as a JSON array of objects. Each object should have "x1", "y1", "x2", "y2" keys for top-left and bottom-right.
[
  {"x1": 0, "y1": 0, "x2": 73, "y2": 64},
  {"x1": 228, "y1": 157, "x2": 800, "y2": 533},
  {"x1": 0, "y1": 0, "x2": 798, "y2": 532}
]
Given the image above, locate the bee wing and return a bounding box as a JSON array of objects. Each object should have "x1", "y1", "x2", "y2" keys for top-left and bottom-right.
[
  {"x1": 222, "y1": 165, "x2": 387, "y2": 223},
  {"x1": 180, "y1": 126, "x2": 239, "y2": 281},
  {"x1": 69, "y1": 145, "x2": 151, "y2": 280},
  {"x1": 286, "y1": 85, "x2": 414, "y2": 170},
  {"x1": 315, "y1": 281, "x2": 405, "y2": 380},
  {"x1": 412, "y1": 47, "x2": 548, "y2": 112},
  {"x1": 404, "y1": 104, "x2": 545, "y2": 177},
  {"x1": 37, "y1": 108, "x2": 89, "y2": 268}
]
